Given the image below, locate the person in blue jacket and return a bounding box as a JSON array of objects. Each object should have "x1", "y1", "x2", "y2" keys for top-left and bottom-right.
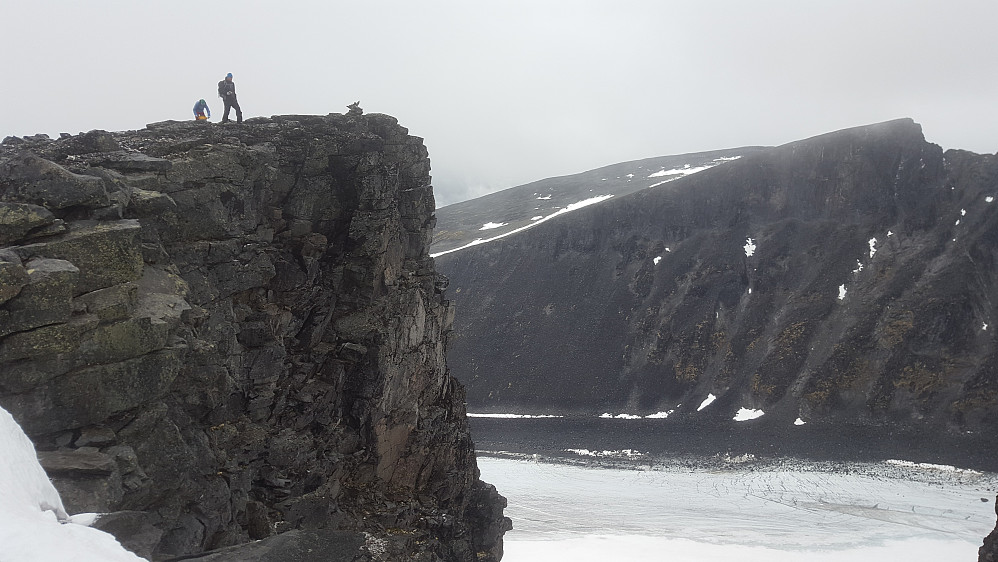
[{"x1": 193, "y1": 99, "x2": 211, "y2": 121}]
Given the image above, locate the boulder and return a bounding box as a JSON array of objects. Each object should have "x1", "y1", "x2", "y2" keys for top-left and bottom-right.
[
  {"x1": 55, "y1": 130, "x2": 121, "y2": 156},
  {"x1": 0, "y1": 257, "x2": 78, "y2": 337},
  {"x1": 94, "y1": 151, "x2": 173, "y2": 173},
  {"x1": 0, "y1": 251, "x2": 29, "y2": 305},
  {"x1": 126, "y1": 187, "x2": 177, "y2": 217},
  {"x1": 12, "y1": 219, "x2": 143, "y2": 295},
  {"x1": 74, "y1": 281, "x2": 139, "y2": 323},
  {"x1": 0, "y1": 152, "x2": 110, "y2": 209},
  {"x1": 0, "y1": 202, "x2": 56, "y2": 245},
  {"x1": 0, "y1": 313, "x2": 98, "y2": 363},
  {"x1": 38, "y1": 447, "x2": 122, "y2": 513},
  {"x1": 93, "y1": 511, "x2": 163, "y2": 561}
]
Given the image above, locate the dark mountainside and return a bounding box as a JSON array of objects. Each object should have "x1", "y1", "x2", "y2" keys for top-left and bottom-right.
[
  {"x1": 0, "y1": 114, "x2": 508, "y2": 561},
  {"x1": 435, "y1": 119, "x2": 998, "y2": 468}
]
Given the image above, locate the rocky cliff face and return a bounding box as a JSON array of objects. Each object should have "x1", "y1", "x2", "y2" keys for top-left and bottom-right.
[
  {"x1": 982, "y1": 497, "x2": 998, "y2": 562},
  {"x1": 0, "y1": 114, "x2": 508, "y2": 561},
  {"x1": 436, "y1": 119, "x2": 998, "y2": 465}
]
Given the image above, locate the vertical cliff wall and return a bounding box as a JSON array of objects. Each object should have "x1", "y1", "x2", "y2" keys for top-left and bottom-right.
[{"x1": 0, "y1": 114, "x2": 508, "y2": 561}]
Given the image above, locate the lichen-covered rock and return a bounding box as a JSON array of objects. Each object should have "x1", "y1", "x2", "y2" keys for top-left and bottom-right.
[
  {"x1": 0, "y1": 114, "x2": 507, "y2": 561},
  {"x1": 11, "y1": 219, "x2": 144, "y2": 295},
  {"x1": 0, "y1": 201, "x2": 55, "y2": 245},
  {"x1": 0, "y1": 251, "x2": 29, "y2": 305},
  {"x1": 0, "y1": 257, "x2": 79, "y2": 337}
]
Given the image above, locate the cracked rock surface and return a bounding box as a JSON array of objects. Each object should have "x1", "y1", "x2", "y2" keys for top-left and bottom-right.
[{"x1": 1, "y1": 114, "x2": 509, "y2": 561}]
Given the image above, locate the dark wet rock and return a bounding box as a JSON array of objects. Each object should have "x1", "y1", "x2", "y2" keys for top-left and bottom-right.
[
  {"x1": 39, "y1": 446, "x2": 122, "y2": 512},
  {"x1": 0, "y1": 113, "x2": 506, "y2": 561},
  {"x1": 166, "y1": 529, "x2": 366, "y2": 562},
  {"x1": 93, "y1": 511, "x2": 164, "y2": 560},
  {"x1": 983, "y1": 498, "x2": 998, "y2": 561},
  {"x1": 52, "y1": 130, "x2": 122, "y2": 156}
]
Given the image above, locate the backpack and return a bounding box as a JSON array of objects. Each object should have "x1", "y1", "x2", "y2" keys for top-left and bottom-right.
[{"x1": 218, "y1": 80, "x2": 226, "y2": 98}]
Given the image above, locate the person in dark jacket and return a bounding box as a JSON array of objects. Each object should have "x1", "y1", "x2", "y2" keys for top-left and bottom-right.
[
  {"x1": 193, "y1": 99, "x2": 211, "y2": 120},
  {"x1": 217, "y1": 73, "x2": 242, "y2": 123}
]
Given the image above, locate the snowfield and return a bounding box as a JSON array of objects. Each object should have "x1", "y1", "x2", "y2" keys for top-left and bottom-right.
[{"x1": 481, "y1": 456, "x2": 998, "y2": 562}]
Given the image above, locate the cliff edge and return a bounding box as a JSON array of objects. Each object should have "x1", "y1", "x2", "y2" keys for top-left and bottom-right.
[{"x1": 0, "y1": 114, "x2": 509, "y2": 561}]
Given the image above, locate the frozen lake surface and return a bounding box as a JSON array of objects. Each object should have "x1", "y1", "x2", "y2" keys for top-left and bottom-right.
[{"x1": 479, "y1": 455, "x2": 998, "y2": 561}]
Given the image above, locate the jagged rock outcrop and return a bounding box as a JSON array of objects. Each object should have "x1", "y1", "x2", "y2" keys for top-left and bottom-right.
[
  {"x1": 982, "y1": 497, "x2": 998, "y2": 562},
  {"x1": 0, "y1": 115, "x2": 509, "y2": 561},
  {"x1": 435, "y1": 119, "x2": 998, "y2": 465}
]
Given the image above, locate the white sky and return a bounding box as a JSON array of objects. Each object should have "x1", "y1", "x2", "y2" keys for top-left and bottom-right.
[{"x1": 3, "y1": 1, "x2": 998, "y2": 206}]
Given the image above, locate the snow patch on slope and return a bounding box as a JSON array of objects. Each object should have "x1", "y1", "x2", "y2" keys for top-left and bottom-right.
[
  {"x1": 697, "y1": 394, "x2": 717, "y2": 411},
  {"x1": 432, "y1": 195, "x2": 615, "y2": 257},
  {"x1": 733, "y1": 408, "x2": 765, "y2": 421}
]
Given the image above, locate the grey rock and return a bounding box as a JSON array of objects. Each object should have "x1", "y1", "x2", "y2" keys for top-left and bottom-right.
[
  {"x1": 0, "y1": 253, "x2": 28, "y2": 305},
  {"x1": 39, "y1": 447, "x2": 123, "y2": 513},
  {"x1": 166, "y1": 529, "x2": 366, "y2": 562},
  {"x1": 93, "y1": 511, "x2": 163, "y2": 560},
  {"x1": 127, "y1": 186, "x2": 177, "y2": 216},
  {"x1": 94, "y1": 151, "x2": 173, "y2": 172},
  {"x1": 0, "y1": 202, "x2": 56, "y2": 245},
  {"x1": 54, "y1": 130, "x2": 122, "y2": 156},
  {"x1": 74, "y1": 425, "x2": 117, "y2": 447},
  {"x1": 0, "y1": 257, "x2": 78, "y2": 337},
  {"x1": 0, "y1": 152, "x2": 110, "y2": 209},
  {"x1": 39, "y1": 446, "x2": 117, "y2": 475},
  {"x1": 0, "y1": 313, "x2": 98, "y2": 363},
  {"x1": 13, "y1": 219, "x2": 144, "y2": 295},
  {"x1": 74, "y1": 281, "x2": 139, "y2": 323}
]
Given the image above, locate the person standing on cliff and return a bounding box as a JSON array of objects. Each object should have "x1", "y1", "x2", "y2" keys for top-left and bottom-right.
[{"x1": 217, "y1": 73, "x2": 243, "y2": 123}]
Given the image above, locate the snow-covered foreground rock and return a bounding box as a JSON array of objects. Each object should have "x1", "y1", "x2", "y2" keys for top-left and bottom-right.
[
  {"x1": 0, "y1": 407, "x2": 143, "y2": 561},
  {"x1": 480, "y1": 456, "x2": 998, "y2": 561}
]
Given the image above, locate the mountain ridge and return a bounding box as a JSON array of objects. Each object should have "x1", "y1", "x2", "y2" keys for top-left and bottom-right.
[
  {"x1": 431, "y1": 146, "x2": 767, "y2": 256},
  {"x1": 434, "y1": 118, "x2": 998, "y2": 443}
]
